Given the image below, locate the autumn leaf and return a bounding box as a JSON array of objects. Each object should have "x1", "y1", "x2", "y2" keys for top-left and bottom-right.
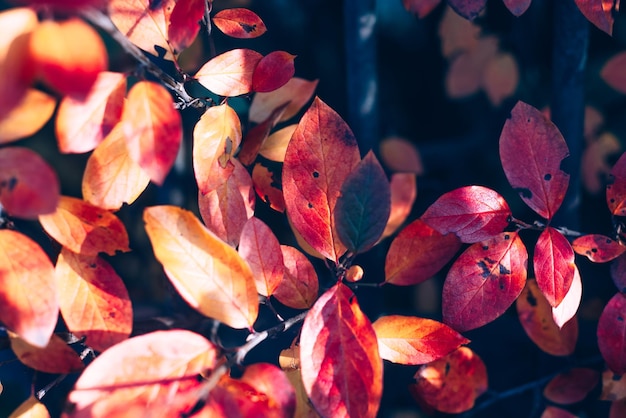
[
  {"x1": 443, "y1": 232, "x2": 528, "y2": 332},
  {"x1": 552, "y1": 266, "x2": 582, "y2": 329},
  {"x1": 607, "y1": 152, "x2": 626, "y2": 216},
  {"x1": 9, "y1": 396, "x2": 50, "y2": 418},
  {"x1": 500, "y1": 101, "x2": 570, "y2": 220},
  {"x1": 381, "y1": 173, "x2": 417, "y2": 239},
  {"x1": 0, "y1": 147, "x2": 59, "y2": 219},
  {"x1": 167, "y1": 0, "x2": 204, "y2": 53},
  {"x1": 0, "y1": 230, "x2": 58, "y2": 348},
  {"x1": 212, "y1": 8, "x2": 267, "y2": 39},
  {"x1": 238, "y1": 102, "x2": 289, "y2": 166},
  {"x1": 252, "y1": 161, "x2": 285, "y2": 212},
  {"x1": 534, "y1": 227, "x2": 576, "y2": 307},
  {"x1": 283, "y1": 97, "x2": 361, "y2": 262},
  {"x1": 300, "y1": 283, "x2": 382, "y2": 418},
  {"x1": 502, "y1": 0, "x2": 532, "y2": 16},
  {"x1": 438, "y1": 6, "x2": 480, "y2": 58},
  {"x1": 195, "y1": 48, "x2": 263, "y2": 97},
  {"x1": 9, "y1": 332, "x2": 84, "y2": 374},
  {"x1": 541, "y1": 406, "x2": 578, "y2": 418},
  {"x1": 448, "y1": 0, "x2": 487, "y2": 21},
  {"x1": 0, "y1": 88, "x2": 56, "y2": 144},
  {"x1": 446, "y1": 36, "x2": 498, "y2": 99},
  {"x1": 402, "y1": 0, "x2": 442, "y2": 18},
  {"x1": 249, "y1": 77, "x2": 318, "y2": 124},
  {"x1": 572, "y1": 234, "x2": 626, "y2": 263},
  {"x1": 582, "y1": 132, "x2": 621, "y2": 194},
  {"x1": 122, "y1": 80, "x2": 182, "y2": 185},
  {"x1": 237, "y1": 363, "x2": 296, "y2": 417},
  {"x1": 259, "y1": 124, "x2": 297, "y2": 162},
  {"x1": 482, "y1": 52, "x2": 519, "y2": 106},
  {"x1": 252, "y1": 51, "x2": 296, "y2": 93},
  {"x1": 379, "y1": 136, "x2": 423, "y2": 174},
  {"x1": 273, "y1": 245, "x2": 319, "y2": 309},
  {"x1": 144, "y1": 205, "x2": 258, "y2": 329},
  {"x1": 373, "y1": 315, "x2": 469, "y2": 365},
  {"x1": 543, "y1": 368, "x2": 599, "y2": 405},
  {"x1": 598, "y1": 292, "x2": 626, "y2": 375},
  {"x1": 574, "y1": 0, "x2": 617, "y2": 35}
]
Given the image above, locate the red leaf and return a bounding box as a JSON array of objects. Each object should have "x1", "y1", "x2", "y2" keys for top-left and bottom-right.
[
  {"x1": 122, "y1": 81, "x2": 182, "y2": 185},
  {"x1": 385, "y1": 219, "x2": 461, "y2": 286},
  {"x1": 574, "y1": 0, "x2": 617, "y2": 35},
  {"x1": 421, "y1": 186, "x2": 511, "y2": 243},
  {"x1": 238, "y1": 102, "x2": 289, "y2": 166},
  {"x1": 502, "y1": 0, "x2": 532, "y2": 16},
  {"x1": 9, "y1": 332, "x2": 84, "y2": 374},
  {"x1": 381, "y1": 173, "x2": 417, "y2": 239},
  {"x1": 212, "y1": 8, "x2": 267, "y2": 39},
  {"x1": 195, "y1": 49, "x2": 263, "y2": 97},
  {"x1": 55, "y1": 249, "x2": 132, "y2": 352},
  {"x1": 0, "y1": 230, "x2": 57, "y2": 348},
  {"x1": 534, "y1": 227, "x2": 576, "y2": 307},
  {"x1": 410, "y1": 347, "x2": 487, "y2": 414},
  {"x1": 0, "y1": 147, "x2": 60, "y2": 219},
  {"x1": 607, "y1": 152, "x2": 626, "y2": 216},
  {"x1": 56, "y1": 71, "x2": 126, "y2": 154},
  {"x1": 402, "y1": 0, "x2": 442, "y2": 18},
  {"x1": 573, "y1": 234, "x2": 626, "y2": 262},
  {"x1": 611, "y1": 253, "x2": 626, "y2": 293},
  {"x1": 541, "y1": 406, "x2": 578, "y2": 418},
  {"x1": 167, "y1": 0, "x2": 204, "y2": 53},
  {"x1": 500, "y1": 101, "x2": 570, "y2": 220},
  {"x1": 252, "y1": 161, "x2": 285, "y2": 212},
  {"x1": 372, "y1": 315, "x2": 469, "y2": 365},
  {"x1": 249, "y1": 77, "x2": 318, "y2": 124},
  {"x1": 543, "y1": 368, "x2": 600, "y2": 405},
  {"x1": 443, "y1": 232, "x2": 528, "y2": 332},
  {"x1": 598, "y1": 292, "x2": 626, "y2": 375},
  {"x1": 0, "y1": 88, "x2": 56, "y2": 144},
  {"x1": 273, "y1": 245, "x2": 319, "y2": 309},
  {"x1": 238, "y1": 363, "x2": 296, "y2": 417},
  {"x1": 300, "y1": 283, "x2": 382, "y2": 418},
  {"x1": 252, "y1": 51, "x2": 296, "y2": 93},
  {"x1": 283, "y1": 97, "x2": 361, "y2": 262},
  {"x1": 552, "y1": 266, "x2": 582, "y2": 328},
  {"x1": 602, "y1": 53, "x2": 626, "y2": 94},
  {"x1": 516, "y1": 279, "x2": 578, "y2": 356},
  {"x1": 239, "y1": 217, "x2": 284, "y2": 296},
  {"x1": 448, "y1": 0, "x2": 487, "y2": 20},
  {"x1": 335, "y1": 151, "x2": 391, "y2": 254}
]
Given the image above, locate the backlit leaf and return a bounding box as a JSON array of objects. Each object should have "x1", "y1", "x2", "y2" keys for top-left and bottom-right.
[
  {"x1": 373, "y1": 315, "x2": 469, "y2": 365},
  {"x1": 335, "y1": 151, "x2": 390, "y2": 254},
  {"x1": 443, "y1": 232, "x2": 528, "y2": 332},
  {"x1": 385, "y1": 219, "x2": 461, "y2": 286},
  {"x1": 122, "y1": 80, "x2": 182, "y2": 185},
  {"x1": 66, "y1": 330, "x2": 218, "y2": 418},
  {"x1": 534, "y1": 227, "x2": 575, "y2": 307},
  {"x1": 601, "y1": 368, "x2": 626, "y2": 401},
  {"x1": 55, "y1": 249, "x2": 132, "y2": 352},
  {"x1": 517, "y1": 279, "x2": 578, "y2": 356},
  {"x1": 252, "y1": 51, "x2": 296, "y2": 93},
  {"x1": 422, "y1": 186, "x2": 511, "y2": 243},
  {"x1": 238, "y1": 217, "x2": 284, "y2": 297},
  {"x1": 9, "y1": 332, "x2": 84, "y2": 374},
  {"x1": 56, "y1": 71, "x2": 126, "y2": 154},
  {"x1": 410, "y1": 347, "x2": 487, "y2": 414},
  {"x1": 500, "y1": 101, "x2": 570, "y2": 220},
  {"x1": 259, "y1": 124, "x2": 297, "y2": 162},
  {"x1": 252, "y1": 161, "x2": 285, "y2": 212},
  {"x1": 0, "y1": 147, "x2": 60, "y2": 219},
  {"x1": 0, "y1": 230, "x2": 57, "y2": 348},
  {"x1": 39, "y1": 196, "x2": 130, "y2": 256},
  {"x1": 573, "y1": 234, "x2": 625, "y2": 263},
  {"x1": 502, "y1": 0, "x2": 532, "y2": 16},
  {"x1": 212, "y1": 8, "x2": 267, "y2": 39},
  {"x1": 448, "y1": 0, "x2": 487, "y2": 20},
  {"x1": 238, "y1": 102, "x2": 289, "y2": 166},
  {"x1": 9, "y1": 396, "x2": 50, "y2": 418},
  {"x1": 144, "y1": 205, "x2": 258, "y2": 329},
  {"x1": 543, "y1": 368, "x2": 599, "y2": 405},
  {"x1": 602, "y1": 52, "x2": 626, "y2": 94},
  {"x1": 598, "y1": 292, "x2": 626, "y2": 375},
  {"x1": 249, "y1": 77, "x2": 318, "y2": 123},
  {"x1": 607, "y1": 152, "x2": 626, "y2": 216},
  {"x1": 300, "y1": 283, "x2": 382, "y2": 418},
  {"x1": 195, "y1": 48, "x2": 263, "y2": 97},
  {"x1": 0, "y1": 89, "x2": 56, "y2": 144},
  {"x1": 283, "y1": 97, "x2": 361, "y2": 262},
  {"x1": 402, "y1": 0, "x2": 442, "y2": 18},
  {"x1": 552, "y1": 266, "x2": 582, "y2": 328},
  {"x1": 167, "y1": 0, "x2": 204, "y2": 53},
  {"x1": 238, "y1": 363, "x2": 296, "y2": 417},
  {"x1": 82, "y1": 123, "x2": 151, "y2": 210},
  {"x1": 574, "y1": 0, "x2": 617, "y2": 35},
  {"x1": 379, "y1": 136, "x2": 423, "y2": 174},
  {"x1": 381, "y1": 173, "x2": 417, "y2": 239},
  {"x1": 273, "y1": 245, "x2": 318, "y2": 309}
]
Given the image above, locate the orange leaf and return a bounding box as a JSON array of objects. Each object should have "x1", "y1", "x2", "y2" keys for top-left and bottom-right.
[
  {"x1": 82, "y1": 122, "x2": 151, "y2": 210},
  {"x1": 167, "y1": 0, "x2": 204, "y2": 53},
  {"x1": 273, "y1": 245, "x2": 319, "y2": 309},
  {"x1": 9, "y1": 332, "x2": 84, "y2": 374},
  {"x1": 39, "y1": 196, "x2": 130, "y2": 256},
  {"x1": 438, "y1": 6, "x2": 480, "y2": 58},
  {"x1": 373, "y1": 315, "x2": 469, "y2": 365},
  {"x1": 29, "y1": 18, "x2": 107, "y2": 97},
  {"x1": 602, "y1": 52, "x2": 626, "y2": 94},
  {"x1": 193, "y1": 103, "x2": 242, "y2": 194},
  {"x1": 283, "y1": 97, "x2": 361, "y2": 262},
  {"x1": 55, "y1": 249, "x2": 132, "y2": 352},
  {"x1": 516, "y1": 279, "x2": 578, "y2": 356},
  {"x1": 0, "y1": 230, "x2": 57, "y2": 348},
  {"x1": 238, "y1": 102, "x2": 289, "y2": 166},
  {"x1": 259, "y1": 124, "x2": 297, "y2": 162},
  {"x1": 252, "y1": 160, "x2": 285, "y2": 212},
  {"x1": 552, "y1": 266, "x2": 582, "y2": 328},
  {"x1": 300, "y1": 283, "x2": 382, "y2": 418},
  {"x1": 56, "y1": 71, "x2": 126, "y2": 154},
  {"x1": 249, "y1": 77, "x2": 318, "y2": 124},
  {"x1": 379, "y1": 136, "x2": 424, "y2": 174},
  {"x1": 402, "y1": 0, "x2": 442, "y2": 18},
  {"x1": 446, "y1": 36, "x2": 498, "y2": 99},
  {"x1": 410, "y1": 346, "x2": 487, "y2": 414},
  {"x1": 598, "y1": 292, "x2": 626, "y2": 375},
  {"x1": 212, "y1": 8, "x2": 267, "y2": 39},
  {"x1": 252, "y1": 51, "x2": 296, "y2": 93},
  {"x1": 195, "y1": 48, "x2": 263, "y2": 97},
  {"x1": 122, "y1": 80, "x2": 182, "y2": 185},
  {"x1": 9, "y1": 396, "x2": 50, "y2": 418},
  {"x1": 144, "y1": 205, "x2": 258, "y2": 329},
  {"x1": 543, "y1": 368, "x2": 599, "y2": 405},
  {"x1": 572, "y1": 234, "x2": 626, "y2": 263},
  {"x1": 607, "y1": 152, "x2": 626, "y2": 216},
  {"x1": 482, "y1": 52, "x2": 519, "y2": 106},
  {"x1": 381, "y1": 173, "x2": 417, "y2": 239},
  {"x1": 601, "y1": 368, "x2": 626, "y2": 401},
  {"x1": 0, "y1": 88, "x2": 56, "y2": 144},
  {"x1": 66, "y1": 330, "x2": 218, "y2": 417},
  {"x1": 574, "y1": 0, "x2": 617, "y2": 35},
  {"x1": 0, "y1": 147, "x2": 59, "y2": 219},
  {"x1": 534, "y1": 227, "x2": 576, "y2": 307}
]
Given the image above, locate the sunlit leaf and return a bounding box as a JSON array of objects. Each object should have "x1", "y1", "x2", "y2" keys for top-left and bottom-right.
[
  {"x1": 0, "y1": 230, "x2": 57, "y2": 348},
  {"x1": 300, "y1": 283, "x2": 382, "y2": 418},
  {"x1": 167, "y1": 0, "x2": 204, "y2": 53},
  {"x1": 238, "y1": 102, "x2": 289, "y2": 166},
  {"x1": 601, "y1": 368, "x2": 626, "y2": 401},
  {"x1": 602, "y1": 52, "x2": 626, "y2": 94},
  {"x1": 144, "y1": 206, "x2": 258, "y2": 329},
  {"x1": 607, "y1": 152, "x2": 626, "y2": 216},
  {"x1": 273, "y1": 245, "x2": 318, "y2": 309},
  {"x1": 598, "y1": 292, "x2": 626, "y2": 375},
  {"x1": 379, "y1": 136, "x2": 423, "y2": 174},
  {"x1": 402, "y1": 0, "x2": 442, "y2": 18},
  {"x1": 195, "y1": 48, "x2": 263, "y2": 97},
  {"x1": 410, "y1": 347, "x2": 487, "y2": 414},
  {"x1": 212, "y1": 8, "x2": 267, "y2": 39},
  {"x1": 252, "y1": 51, "x2": 296, "y2": 93},
  {"x1": 39, "y1": 196, "x2": 130, "y2": 256},
  {"x1": 443, "y1": 232, "x2": 528, "y2": 332},
  {"x1": 122, "y1": 80, "x2": 182, "y2": 185},
  {"x1": 283, "y1": 97, "x2": 361, "y2": 262},
  {"x1": 0, "y1": 147, "x2": 59, "y2": 219},
  {"x1": 516, "y1": 279, "x2": 578, "y2": 356},
  {"x1": 385, "y1": 219, "x2": 461, "y2": 286},
  {"x1": 552, "y1": 266, "x2": 582, "y2": 328},
  {"x1": 534, "y1": 227, "x2": 575, "y2": 307},
  {"x1": 381, "y1": 173, "x2": 417, "y2": 239},
  {"x1": 0, "y1": 89, "x2": 56, "y2": 144},
  {"x1": 9, "y1": 332, "x2": 84, "y2": 374},
  {"x1": 252, "y1": 161, "x2": 285, "y2": 212},
  {"x1": 502, "y1": 0, "x2": 532, "y2": 16},
  {"x1": 448, "y1": 0, "x2": 487, "y2": 20},
  {"x1": 238, "y1": 217, "x2": 284, "y2": 297},
  {"x1": 373, "y1": 315, "x2": 469, "y2": 365},
  {"x1": 237, "y1": 363, "x2": 296, "y2": 417},
  {"x1": 259, "y1": 124, "x2": 297, "y2": 162},
  {"x1": 543, "y1": 368, "x2": 599, "y2": 405},
  {"x1": 55, "y1": 249, "x2": 132, "y2": 352},
  {"x1": 574, "y1": 0, "x2": 617, "y2": 35},
  {"x1": 438, "y1": 6, "x2": 480, "y2": 58},
  {"x1": 8, "y1": 396, "x2": 50, "y2": 418},
  {"x1": 249, "y1": 77, "x2": 318, "y2": 123},
  {"x1": 66, "y1": 330, "x2": 218, "y2": 418},
  {"x1": 500, "y1": 101, "x2": 570, "y2": 220},
  {"x1": 573, "y1": 234, "x2": 626, "y2": 263},
  {"x1": 482, "y1": 52, "x2": 519, "y2": 106},
  {"x1": 56, "y1": 71, "x2": 126, "y2": 154}
]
